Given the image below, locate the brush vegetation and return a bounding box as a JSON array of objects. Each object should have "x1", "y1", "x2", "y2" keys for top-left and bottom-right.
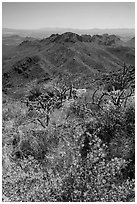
[{"x1": 2, "y1": 63, "x2": 135, "y2": 202}]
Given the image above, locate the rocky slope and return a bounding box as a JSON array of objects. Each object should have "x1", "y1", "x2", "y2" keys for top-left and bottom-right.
[{"x1": 2, "y1": 32, "x2": 135, "y2": 97}]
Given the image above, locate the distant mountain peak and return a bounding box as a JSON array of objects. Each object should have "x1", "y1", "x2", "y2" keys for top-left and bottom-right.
[
  {"x1": 91, "y1": 34, "x2": 121, "y2": 45},
  {"x1": 18, "y1": 32, "x2": 123, "y2": 49},
  {"x1": 46, "y1": 32, "x2": 121, "y2": 45},
  {"x1": 47, "y1": 32, "x2": 83, "y2": 43}
]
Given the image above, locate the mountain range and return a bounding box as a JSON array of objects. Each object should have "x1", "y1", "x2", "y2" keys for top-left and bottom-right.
[
  {"x1": 3, "y1": 27, "x2": 135, "y2": 41},
  {"x1": 2, "y1": 31, "x2": 135, "y2": 98}
]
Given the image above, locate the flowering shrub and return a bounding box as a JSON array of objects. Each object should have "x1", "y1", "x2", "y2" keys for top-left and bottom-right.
[
  {"x1": 2, "y1": 156, "x2": 63, "y2": 202},
  {"x1": 3, "y1": 133, "x2": 135, "y2": 202},
  {"x1": 2, "y1": 74, "x2": 135, "y2": 201},
  {"x1": 60, "y1": 157, "x2": 134, "y2": 202}
]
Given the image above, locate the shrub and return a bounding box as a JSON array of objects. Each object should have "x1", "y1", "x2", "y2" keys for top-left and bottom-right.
[
  {"x1": 3, "y1": 136, "x2": 135, "y2": 202},
  {"x1": 2, "y1": 63, "x2": 135, "y2": 201},
  {"x1": 2, "y1": 156, "x2": 63, "y2": 202},
  {"x1": 59, "y1": 156, "x2": 134, "y2": 202}
]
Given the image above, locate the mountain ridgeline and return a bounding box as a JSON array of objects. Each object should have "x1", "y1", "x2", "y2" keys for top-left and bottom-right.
[{"x1": 2, "y1": 32, "x2": 135, "y2": 97}]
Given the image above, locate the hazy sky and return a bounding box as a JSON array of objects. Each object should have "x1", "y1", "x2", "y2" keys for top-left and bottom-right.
[{"x1": 2, "y1": 2, "x2": 135, "y2": 29}]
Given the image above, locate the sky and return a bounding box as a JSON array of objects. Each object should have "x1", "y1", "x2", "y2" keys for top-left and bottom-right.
[{"x1": 2, "y1": 2, "x2": 135, "y2": 30}]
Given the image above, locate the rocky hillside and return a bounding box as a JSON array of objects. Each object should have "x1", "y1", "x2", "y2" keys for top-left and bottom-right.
[
  {"x1": 126, "y1": 37, "x2": 135, "y2": 48},
  {"x1": 2, "y1": 32, "x2": 135, "y2": 97}
]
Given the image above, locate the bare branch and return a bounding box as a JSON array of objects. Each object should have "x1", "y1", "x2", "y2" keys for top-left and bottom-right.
[
  {"x1": 97, "y1": 92, "x2": 108, "y2": 107},
  {"x1": 92, "y1": 88, "x2": 99, "y2": 104}
]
